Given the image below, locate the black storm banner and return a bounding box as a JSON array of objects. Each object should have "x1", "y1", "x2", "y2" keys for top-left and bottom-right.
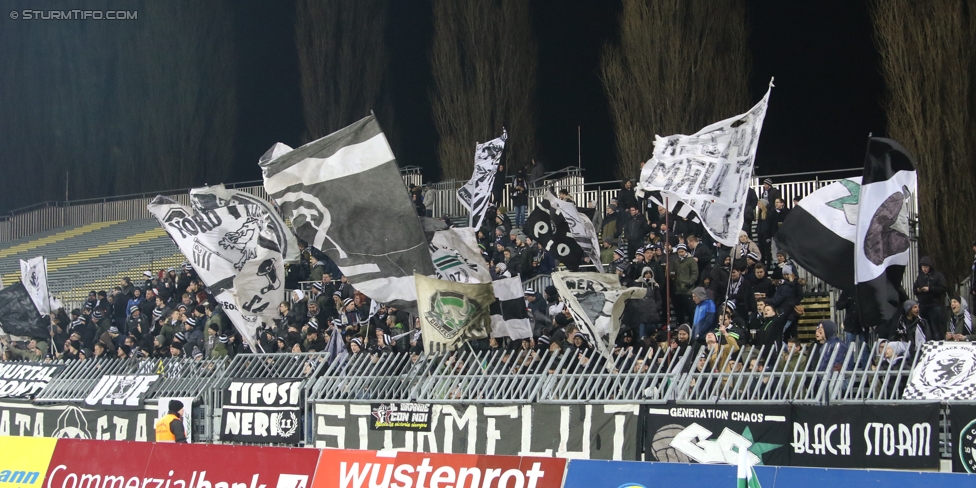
[
  {"x1": 0, "y1": 363, "x2": 64, "y2": 399},
  {"x1": 370, "y1": 403, "x2": 433, "y2": 431},
  {"x1": 221, "y1": 378, "x2": 303, "y2": 444},
  {"x1": 791, "y1": 404, "x2": 939, "y2": 470},
  {"x1": 642, "y1": 404, "x2": 791, "y2": 466}
]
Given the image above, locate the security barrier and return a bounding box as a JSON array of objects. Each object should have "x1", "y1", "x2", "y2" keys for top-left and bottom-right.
[{"x1": 5, "y1": 339, "x2": 976, "y2": 469}]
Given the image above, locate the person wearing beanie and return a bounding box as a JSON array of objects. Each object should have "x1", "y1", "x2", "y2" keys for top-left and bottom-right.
[
  {"x1": 154, "y1": 399, "x2": 187, "y2": 443},
  {"x1": 690, "y1": 287, "x2": 716, "y2": 346},
  {"x1": 210, "y1": 334, "x2": 229, "y2": 358},
  {"x1": 815, "y1": 319, "x2": 849, "y2": 373},
  {"x1": 893, "y1": 299, "x2": 936, "y2": 357}
]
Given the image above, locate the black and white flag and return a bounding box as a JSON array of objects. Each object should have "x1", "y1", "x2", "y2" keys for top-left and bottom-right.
[
  {"x1": 551, "y1": 271, "x2": 646, "y2": 366},
  {"x1": 637, "y1": 82, "x2": 772, "y2": 246},
  {"x1": 0, "y1": 282, "x2": 49, "y2": 338},
  {"x1": 260, "y1": 115, "x2": 434, "y2": 303},
  {"x1": 903, "y1": 342, "x2": 976, "y2": 401},
  {"x1": 149, "y1": 194, "x2": 279, "y2": 350},
  {"x1": 457, "y1": 129, "x2": 507, "y2": 229},
  {"x1": 854, "y1": 137, "x2": 917, "y2": 329},
  {"x1": 19, "y1": 256, "x2": 50, "y2": 315},
  {"x1": 775, "y1": 178, "x2": 861, "y2": 291},
  {"x1": 188, "y1": 184, "x2": 298, "y2": 319},
  {"x1": 544, "y1": 193, "x2": 604, "y2": 273},
  {"x1": 221, "y1": 378, "x2": 303, "y2": 444},
  {"x1": 430, "y1": 227, "x2": 491, "y2": 283},
  {"x1": 489, "y1": 276, "x2": 533, "y2": 340},
  {"x1": 522, "y1": 208, "x2": 585, "y2": 270}
]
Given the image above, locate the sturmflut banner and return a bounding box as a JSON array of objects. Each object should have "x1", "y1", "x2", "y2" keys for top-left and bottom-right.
[
  {"x1": 313, "y1": 403, "x2": 640, "y2": 460},
  {"x1": 260, "y1": 115, "x2": 434, "y2": 304},
  {"x1": 637, "y1": 83, "x2": 772, "y2": 247},
  {"x1": 221, "y1": 378, "x2": 303, "y2": 444}
]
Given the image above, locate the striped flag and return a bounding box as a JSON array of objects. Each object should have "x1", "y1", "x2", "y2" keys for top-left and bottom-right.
[
  {"x1": 489, "y1": 277, "x2": 533, "y2": 340},
  {"x1": 736, "y1": 450, "x2": 762, "y2": 488},
  {"x1": 260, "y1": 115, "x2": 434, "y2": 303}
]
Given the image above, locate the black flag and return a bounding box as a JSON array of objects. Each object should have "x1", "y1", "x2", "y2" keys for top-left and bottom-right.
[
  {"x1": 0, "y1": 282, "x2": 49, "y2": 338},
  {"x1": 854, "y1": 138, "x2": 917, "y2": 329}
]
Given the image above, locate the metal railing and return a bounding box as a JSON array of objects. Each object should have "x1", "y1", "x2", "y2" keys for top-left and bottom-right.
[{"x1": 1, "y1": 338, "x2": 964, "y2": 450}]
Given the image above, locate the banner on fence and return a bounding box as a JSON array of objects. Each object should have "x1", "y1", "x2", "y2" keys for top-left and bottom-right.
[
  {"x1": 45, "y1": 439, "x2": 319, "y2": 488},
  {"x1": 0, "y1": 400, "x2": 156, "y2": 440},
  {"x1": 0, "y1": 363, "x2": 63, "y2": 399},
  {"x1": 83, "y1": 374, "x2": 159, "y2": 408},
  {"x1": 221, "y1": 378, "x2": 303, "y2": 444},
  {"x1": 369, "y1": 402, "x2": 433, "y2": 431},
  {"x1": 312, "y1": 448, "x2": 565, "y2": 488},
  {"x1": 642, "y1": 404, "x2": 791, "y2": 466},
  {"x1": 951, "y1": 403, "x2": 976, "y2": 473},
  {"x1": 790, "y1": 403, "x2": 939, "y2": 469},
  {"x1": 903, "y1": 341, "x2": 976, "y2": 401},
  {"x1": 313, "y1": 403, "x2": 639, "y2": 460}
]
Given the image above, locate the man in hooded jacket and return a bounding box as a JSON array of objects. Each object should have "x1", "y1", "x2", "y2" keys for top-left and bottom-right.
[{"x1": 913, "y1": 256, "x2": 947, "y2": 339}]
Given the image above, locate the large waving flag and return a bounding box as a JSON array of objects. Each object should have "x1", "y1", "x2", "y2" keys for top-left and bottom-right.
[
  {"x1": 0, "y1": 282, "x2": 49, "y2": 338},
  {"x1": 854, "y1": 138, "x2": 917, "y2": 329},
  {"x1": 489, "y1": 276, "x2": 533, "y2": 340},
  {"x1": 260, "y1": 115, "x2": 434, "y2": 303},
  {"x1": 637, "y1": 82, "x2": 772, "y2": 246},
  {"x1": 774, "y1": 177, "x2": 861, "y2": 291},
  {"x1": 457, "y1": 129, "x2": 507, "y2": 229}
]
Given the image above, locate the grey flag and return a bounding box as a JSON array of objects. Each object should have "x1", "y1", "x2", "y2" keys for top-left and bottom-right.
[{"x1": 260, "y1": 115, "x2": 434, "y2": 303}]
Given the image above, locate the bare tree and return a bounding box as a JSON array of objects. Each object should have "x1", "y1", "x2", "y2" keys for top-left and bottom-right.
[
  {"x1": 601, "y1": 0, "x2": 751, "y2": 179},
  {"x1": 295, "y1": 0, "x2": 392, "y2": 144},
  {"x1": 111, "y1": 0, "x2": 238, "y2": 194},
  {"x1": 0, "y1": 0, "x2": 238, "y2": 213},
  {"x1": 871, "y1": 0, "x2": 976, "y2": 281},
  {"x1": 429, "y1": 0, "x2": 537, "y2": 180}
]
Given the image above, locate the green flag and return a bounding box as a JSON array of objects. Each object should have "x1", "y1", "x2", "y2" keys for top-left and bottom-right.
[{"x1": 736, "y1": 452, "x2": 761, "y2": 488}]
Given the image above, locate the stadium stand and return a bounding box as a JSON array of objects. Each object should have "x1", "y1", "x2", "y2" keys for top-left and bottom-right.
[{"x1": 0, "y1": 219, "x2": 182, "y2": 304}]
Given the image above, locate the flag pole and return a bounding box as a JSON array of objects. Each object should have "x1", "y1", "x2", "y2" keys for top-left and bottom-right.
[{"x1": 665, "y1": 196, "x2": 672, "y2": 366}]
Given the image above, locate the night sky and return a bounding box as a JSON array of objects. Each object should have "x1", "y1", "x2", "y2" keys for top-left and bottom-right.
[{"x1": 193, "y1": 0, "x2": 887, "y2": 186}]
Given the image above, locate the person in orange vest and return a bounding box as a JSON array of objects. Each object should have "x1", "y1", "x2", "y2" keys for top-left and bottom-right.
[{"x1": 155, "y1": 399, "x2": 188, "y2": 443}]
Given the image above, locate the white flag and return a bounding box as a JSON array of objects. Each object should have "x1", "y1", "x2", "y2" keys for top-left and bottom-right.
[
  {"x1": 19, "y1": 256, "x2": 50, "y2": 315},
  {"x1": 544, "y1": 193, "x2": 604, "y2": 273},
  {"x1": 149, "y1": 193, "x2": 290, "y2": 351},
  {"x1": 430, "y1": 227, "x2": 492, "y2": 283},
  {"x1": 551, "y1": 271, "x2": 646, "y2": 367},
  {"x1": 637, "y1": 82, "x2": 772, "y2": 246},
  {"x1": 458, "y1": 129, "x2": 507, "y2": 229}
]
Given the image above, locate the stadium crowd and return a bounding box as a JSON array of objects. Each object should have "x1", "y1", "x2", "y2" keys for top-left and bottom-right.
[{"x1": 1, "y1": 176, "x2": 972, "y2": 386}]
